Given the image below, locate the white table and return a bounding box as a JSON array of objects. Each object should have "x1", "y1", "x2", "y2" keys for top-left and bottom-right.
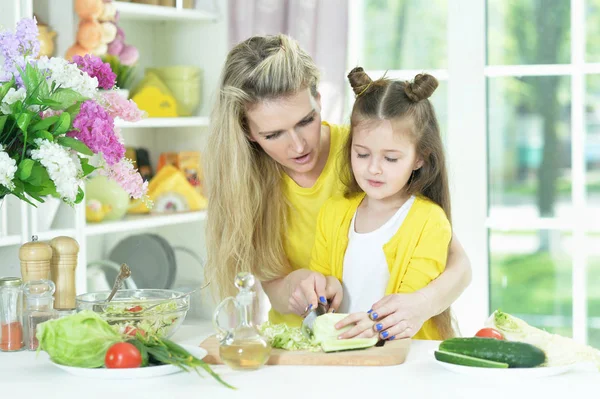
[{"x1": 1, "y1": 321, "x2": 598, "y2": 399}]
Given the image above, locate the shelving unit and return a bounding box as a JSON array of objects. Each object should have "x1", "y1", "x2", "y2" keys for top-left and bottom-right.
[
  {"x1": 85, "y1": 210, "x2": 207, "y2": 237},
  {"x1": 0, "y1": 0, "x2": 227, "y2": 304},
  {"x1": 115, "y1": 116, "x2": 210, "y2": 128},
  {"x1": 0, "y1": 235, "x2": 21, "y2": 248},
  {"x1": 114, "y1": 1, "x2": 218, "y2": 22}
]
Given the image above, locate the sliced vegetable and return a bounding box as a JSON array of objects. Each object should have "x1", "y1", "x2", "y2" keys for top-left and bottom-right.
[
  {"x1": 435, "y1": 350, "x2": 509, "y2": 368},
  {"x1": 104, "y1": 300, "x2": 181, "y2": 338},
  {"x1": 260, "y1": 322, "x2": 320, "y2": 351},
  {"x1": 321, "y1": 337, "x2": 378, "y2": 353},
  {"x1": 313, "y1": 313, "x2": 378, "y2": 352},
  {"x1": 475, "y1": 328, "x2": 504, "y2": 340},
  {"x1": 105, "y1": 342, "x2": 142, "y2": 369},
  {"x1": 124, "y1": 326, "x2": 146, "y2": 338},
  {"x1": 439, "y1": 337, "x2": 546, "y2": 368}
]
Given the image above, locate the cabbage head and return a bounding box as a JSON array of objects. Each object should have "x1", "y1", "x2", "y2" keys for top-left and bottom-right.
[{"x1": 37, "y1": 310, "x2": 123, "y2": 368}]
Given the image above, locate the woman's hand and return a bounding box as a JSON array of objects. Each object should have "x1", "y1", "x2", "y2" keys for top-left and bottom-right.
[
  {"x1": 368, "y1": 292, "x2": 432, "y2": 340},
  {"x1": 334, "y1": 312, "x2": 376, "y2": 339},
  {"x1": 284, "y1": 270, "x2": 343, "y2": 315}
]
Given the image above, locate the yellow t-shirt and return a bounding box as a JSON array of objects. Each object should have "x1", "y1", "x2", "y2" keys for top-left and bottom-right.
[
  {"x1": 309, "y1": 194, "x2": 452, "y2": 340},
  {"x1": 268, "y1": 121, "x2": 350, "y2": 327}
]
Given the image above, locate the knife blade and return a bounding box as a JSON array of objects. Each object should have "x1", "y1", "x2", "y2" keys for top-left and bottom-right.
[{"x1": 301, "y1": 302, "x2": 329, "y2": 339}]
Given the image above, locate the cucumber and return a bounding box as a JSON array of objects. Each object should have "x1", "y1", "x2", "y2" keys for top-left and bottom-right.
[
  {"x1": 321, "y1": 337, "x2": 378, "y2": 353},
  {"x1": 434, "y1": 350, "x2": 509, "y2": 368},
  {"x1": 439, "y1": 337, "x2": 546, "y2": 368}
]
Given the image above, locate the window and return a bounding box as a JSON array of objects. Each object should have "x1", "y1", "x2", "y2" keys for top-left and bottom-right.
[
  {"x1": 347, "y1": 0, "x2": 448, "y2": 133},
  {"x1": 348, "y1": 0, "x2": 598, "y2": 345},
  {"x1": 486, "y1": 0, "x2": 599, "y2": 346}
]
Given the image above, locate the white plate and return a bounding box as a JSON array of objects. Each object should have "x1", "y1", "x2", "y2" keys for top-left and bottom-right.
[
  {"x1": 50, "y1": 345, "x2": 207, "y2": 380},
  {"x1": 432, "y1": 351, "x2": 576, "y2": 378}
]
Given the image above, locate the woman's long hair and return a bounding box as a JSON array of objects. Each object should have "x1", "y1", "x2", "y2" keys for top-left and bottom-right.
[{"x1": 204, "y1": 34, "x2": 320, "y2": 299}]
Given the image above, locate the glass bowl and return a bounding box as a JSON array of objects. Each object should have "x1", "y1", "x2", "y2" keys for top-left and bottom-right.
[{"x1": 76, "y1": 289, "x2": 191, "y2": 338}]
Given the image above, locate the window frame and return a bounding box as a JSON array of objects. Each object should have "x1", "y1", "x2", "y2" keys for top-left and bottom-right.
[{"x1": 348, "y1": 0, "x2": 595, "y2": 342}]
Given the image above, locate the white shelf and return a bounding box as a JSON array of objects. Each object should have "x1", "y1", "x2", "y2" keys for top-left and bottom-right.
[
  {"x1": 85, "y1": 210, "x2": 207, "y2": 236},
  {"x1": 115, "y1": 116, "x2": 210, "y2": 129},
  {"x1": 114, "y1": 1, "x2": 218, "y2": 22},
  {"x1": 35, "y1": 229, "x2": 77, "y2": 241},
  {"x1": 0, "y1": 235, "x2": 21, "y2": 248}
]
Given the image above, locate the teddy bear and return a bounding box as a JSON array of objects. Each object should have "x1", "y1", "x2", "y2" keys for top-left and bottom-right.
[{"x1": 66, "y1": 0, "x2": 138, "y2": 66}]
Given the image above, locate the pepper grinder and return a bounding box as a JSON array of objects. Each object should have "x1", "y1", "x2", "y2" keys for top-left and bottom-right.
[
  {"x1": 49, "y1": 236, "x2": 79, "y2": 310},
  {"x1": 19, "y1": 236, "x2": 53, "y2": 283}
]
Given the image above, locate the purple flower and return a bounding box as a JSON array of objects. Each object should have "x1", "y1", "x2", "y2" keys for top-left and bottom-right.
[
  {"x1": 0, "y1": 17, "x2": 40, "y2": 85},
  {"x1": 68, "y1": 100, "x2": 125, "y2": 165},
  {"x1": 72, "y1": 54, "x2": 116, "y2": 90},
  {"x1": 15, "y1": 18, "x2": 40, "y2": 58}
]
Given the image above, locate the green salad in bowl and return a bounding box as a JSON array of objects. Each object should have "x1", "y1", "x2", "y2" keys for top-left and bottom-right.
[{"x1": 76, "y1": 289, "x2": 191, "y2": 338}]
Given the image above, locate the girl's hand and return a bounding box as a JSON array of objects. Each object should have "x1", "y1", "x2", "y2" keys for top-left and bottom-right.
[
  {"x1": 334, "y1": 312, "x2": 376, "y2": 339},
  {"x1": 368, "y1": 292, "x2": 432, "y2": 340},
  {"x1": 285, "y1": 270, "x2": 343, "y2": 316}
]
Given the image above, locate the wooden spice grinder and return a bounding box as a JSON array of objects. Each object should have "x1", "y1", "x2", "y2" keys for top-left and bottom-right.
[
  {"x1": 49, "y1": 236, "x2": 80, "y2": 310},
  {"x1": 19, "y1": 236, "x2": 53, "y2": 283}
]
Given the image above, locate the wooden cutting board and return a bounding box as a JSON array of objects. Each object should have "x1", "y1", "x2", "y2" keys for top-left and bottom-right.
[{"x1": 199, "y1": 335, "x2": 411, "y2": 366}]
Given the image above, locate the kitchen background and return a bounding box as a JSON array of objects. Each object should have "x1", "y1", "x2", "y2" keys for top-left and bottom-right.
[{"x1": 0, "y1": 0, "x2": 599, "y2": 349}]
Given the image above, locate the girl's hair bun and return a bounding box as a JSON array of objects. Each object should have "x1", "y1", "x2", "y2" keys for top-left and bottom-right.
[
  {"x1": 348, "y1": 66, "x2": 373, "y2": 96},
  {"x1": 404, "y1": 73, "x2": 438, "y2": 102}
]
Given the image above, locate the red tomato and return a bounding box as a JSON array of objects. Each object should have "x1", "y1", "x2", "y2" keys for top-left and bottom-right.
[
  {"x1": 475, "y1": 328, "x2": 504, "y2": 340},
  {"x1": 123, "y1": 326, "x2": 146, "y2": 338},
  {"x1": 127, "y1": 305, "x2": 143, "y2": 312},
  {"x1": 105, "y1": 342, "x2": 142, "y2": 368}
]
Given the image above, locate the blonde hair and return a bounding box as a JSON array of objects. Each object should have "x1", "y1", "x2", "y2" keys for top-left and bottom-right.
[
  {"x1": 204, "y1": 34, "x2": 321, "y2": 299},
  {"x1": 344, "y1": 67, "x2": 456, "y2": 339}
]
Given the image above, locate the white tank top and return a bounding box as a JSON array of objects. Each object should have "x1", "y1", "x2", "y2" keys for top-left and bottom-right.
[{"x1": 339, "y1": 196, "x2": 415, "y2": 313}]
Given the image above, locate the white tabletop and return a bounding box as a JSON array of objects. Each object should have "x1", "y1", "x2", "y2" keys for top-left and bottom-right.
[{"x1": 1, "y1": 320, "x2": 598, "y2": 399}]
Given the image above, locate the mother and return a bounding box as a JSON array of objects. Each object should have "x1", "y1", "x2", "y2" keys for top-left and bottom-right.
[{"x1": 204, "y1": 34, "x2": 471, "y2": 334}]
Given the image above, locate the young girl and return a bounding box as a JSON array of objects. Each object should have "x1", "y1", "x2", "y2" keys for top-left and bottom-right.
[{"x1": 309, "y1": 67, "x2": 455, "y2": 340}]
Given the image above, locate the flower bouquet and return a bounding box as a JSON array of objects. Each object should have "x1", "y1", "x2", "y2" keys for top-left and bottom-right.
[{"x1": 0, "y1": 18, "x2": 149, "y2": 207}]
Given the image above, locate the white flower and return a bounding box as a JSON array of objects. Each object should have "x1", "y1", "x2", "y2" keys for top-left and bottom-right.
[
  {"x1": 1, "y1": 87, "x2": 26, "y2": 114},
  {"x1": 30, "y1": 139, "x2": 82, "y2": 203},
  {"x1": 0, "y1": 146, "x2": 17, "y2": 191},
  {"x1": 36, "y1": 56, "x2": 98, "y2": 99}
]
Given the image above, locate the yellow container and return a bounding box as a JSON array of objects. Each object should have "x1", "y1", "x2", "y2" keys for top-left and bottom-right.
[{"x1": 146, "y1": 66, "x2": 202, "y2": 116}]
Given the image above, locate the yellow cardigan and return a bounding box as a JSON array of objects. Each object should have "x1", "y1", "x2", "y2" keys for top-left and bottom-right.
[{"x1": 309, "y1": 193, "x2": 452, "y2": 340}]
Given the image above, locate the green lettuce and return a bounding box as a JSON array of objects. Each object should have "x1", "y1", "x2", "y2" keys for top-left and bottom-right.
[
  {"x1": 259, "y1": 322, "x2": 320, "y2": 352},
  {"x1": 260, "y1": 313, "x2": 377, "y2": 353},
  {"x1": 37, "y1": 311, "x2": 123, "y2": 368}
]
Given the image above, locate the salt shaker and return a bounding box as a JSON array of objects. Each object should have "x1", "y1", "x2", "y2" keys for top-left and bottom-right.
[
  {"x1": 0, "y1": 277, "x2": 24, "y2": 352},
  {"x1": 19, "y1": 236, "x2": 53, "y2": 283},
  {"x1": 49, "y1": 236, "x2": 79, "y2": 310},
  {"x1": 23, "y1": 280, "x2": 56, "y2": 351}
]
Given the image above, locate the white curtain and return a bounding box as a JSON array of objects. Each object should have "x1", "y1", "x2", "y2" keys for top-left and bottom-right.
[{"x1": 228, "y1": 0, "x2": 349, "y2": 124}]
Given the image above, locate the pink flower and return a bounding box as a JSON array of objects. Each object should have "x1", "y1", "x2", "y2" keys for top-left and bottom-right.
[
  {"x1": 119, "y1": 45, "x2": 139, "y2": 66},
  {"x1": 99, "y1": 158, "x2": 149, "y2": 200},
  {"x1": 68, "y1": 100, "x2": 125, "y2": 165},
  {"x1": 72, "y1": 54, "x2": 116, "y2": 90},
  {"x1": 100, "y1": 90, "x2": 144, "y2": 122}
]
